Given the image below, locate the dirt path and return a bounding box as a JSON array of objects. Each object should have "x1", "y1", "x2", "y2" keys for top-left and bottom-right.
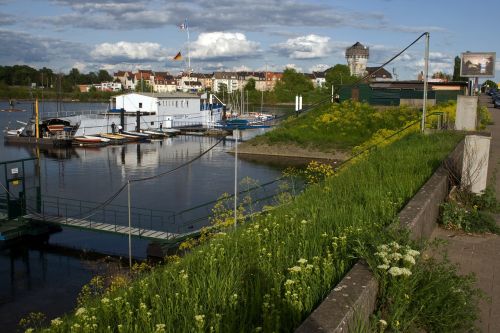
[{"x1": 236, "y1": 141, "x2": 350, "y2": 161}]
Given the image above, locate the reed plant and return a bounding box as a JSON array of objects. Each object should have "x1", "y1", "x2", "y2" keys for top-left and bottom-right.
[{"x1": 36, "y1": 132, "x2": 464, "y2": 333}]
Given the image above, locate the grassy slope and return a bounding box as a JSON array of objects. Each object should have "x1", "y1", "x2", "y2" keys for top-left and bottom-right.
[
  {"x1": 43, "y1": 132, "x2": 464, "y2": 333},
  {"x1": 253, "y1": 101, "x2": 420, "y2": 151}
]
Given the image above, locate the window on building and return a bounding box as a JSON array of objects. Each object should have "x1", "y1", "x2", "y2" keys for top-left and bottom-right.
[
  {"x1": 186, "y1": 101, "x2": 189, "y2": 107},
  {"x1": 176, "y1": 101, "x2": 178, "y2": 107},
  {"x1": 139, "y1": 103, "x2": 143, "y2": 108},
  {"x1": 151, "y1": 121, "x2": 154, "y2": 126}
]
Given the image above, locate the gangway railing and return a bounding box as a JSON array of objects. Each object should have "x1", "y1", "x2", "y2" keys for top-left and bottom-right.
[{"x1": 39, "y1": 195, "x2": 178, "y2": 235}]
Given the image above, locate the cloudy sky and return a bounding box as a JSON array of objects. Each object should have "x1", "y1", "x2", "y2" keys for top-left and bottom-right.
[{"x1": 1, "y1": 0, "x2": 499, "y2": 80}]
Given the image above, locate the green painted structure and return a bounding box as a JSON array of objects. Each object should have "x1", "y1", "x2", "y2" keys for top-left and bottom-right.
[{"x1": 339, "y1": 81, "x2": 467, "y2": 106}]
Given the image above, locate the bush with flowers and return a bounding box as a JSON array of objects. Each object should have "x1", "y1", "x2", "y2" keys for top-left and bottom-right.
[{"x1": 358, "y1": 236, "x2": 483, "y2": 333}]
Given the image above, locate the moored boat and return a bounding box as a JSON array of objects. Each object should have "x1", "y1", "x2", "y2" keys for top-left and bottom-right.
[
  {"x1": 74, "y1": 136, "x2": 103, "y2": 144},
  {"x1": 84, "y1": 135, "x2": 110, "y2": 143}
]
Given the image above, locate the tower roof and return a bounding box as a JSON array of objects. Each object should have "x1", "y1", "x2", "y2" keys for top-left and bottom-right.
[{"x1": 346, "y1": 42, "x2": 369, "y2": 57}]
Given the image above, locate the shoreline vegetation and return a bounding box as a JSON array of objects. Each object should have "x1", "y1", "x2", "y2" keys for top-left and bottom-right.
[
  {"x1": 26, "y1": 131, "x2": 478, "y2": 333},
  {"x1": 19, "y1": 99, "x2": 489, "y2": 332}
]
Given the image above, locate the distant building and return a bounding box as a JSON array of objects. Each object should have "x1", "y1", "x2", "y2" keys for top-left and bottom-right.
[
  {"x1": 212, "y1": 72, "x2": 240, "y2": 93},
  {"x1": 153, "y1": 74, "x2": 176, "y2": 93},
  {"x1": 113, "y1": 71, "x2": 135, "y2": 90},
  {"x1": 365, "y1": 67, "x2": 392, "y2": 82},
  {"x1": 311, "y1": 71, "x2": 326, "y2": 87},
  {"x1": 346, "y1": 42, "x2": 369, "y2": 77},
  {"x1": 78, "y1": 82, "x2": 122, "y2": 92}
]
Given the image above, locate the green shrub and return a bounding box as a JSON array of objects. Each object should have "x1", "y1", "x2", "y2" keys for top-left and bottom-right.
[
  {"x1": 366, "y1": 240, "x2": 482, "y2": 333},
  {"x1": 440, "y1": 187, "x2": 500, "y2": 234}
]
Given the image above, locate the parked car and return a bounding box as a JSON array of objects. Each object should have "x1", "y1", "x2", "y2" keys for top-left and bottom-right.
[{"x1": 494, "y1": 98, "x2": 500, "y2": 108}]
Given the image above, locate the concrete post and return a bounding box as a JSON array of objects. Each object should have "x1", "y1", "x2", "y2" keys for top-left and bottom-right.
[
  {"x1": 462, "y1": 135, "x2": 491, "y2": 194},
  {"x1": 455, "y1": 95, "x2": 478, "y2": 130}
]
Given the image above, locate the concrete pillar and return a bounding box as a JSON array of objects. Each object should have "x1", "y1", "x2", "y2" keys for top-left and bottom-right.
[
  {"x1": 455, "y1": 95, "x2": 478, "y2": 130},
  {"x1": 462, "y1": 135, "x2": 491, "y2": 194}
]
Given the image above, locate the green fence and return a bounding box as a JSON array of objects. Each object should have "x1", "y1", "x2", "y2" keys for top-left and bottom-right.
[{"x1": 339, "y1": 84, "x2": 464, "y2": 106}]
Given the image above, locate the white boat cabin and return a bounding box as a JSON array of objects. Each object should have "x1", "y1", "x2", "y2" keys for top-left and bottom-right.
[{"x1": 66, "y1": 92, "x2": 223, "y2": 136}]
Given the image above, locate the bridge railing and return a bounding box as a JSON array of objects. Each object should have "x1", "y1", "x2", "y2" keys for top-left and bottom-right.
[{"x1": 40, "y1": 195, "x2": 179, "y2": 235}]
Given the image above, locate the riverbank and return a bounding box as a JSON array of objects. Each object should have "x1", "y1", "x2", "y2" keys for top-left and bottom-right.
[{"x1": 235, "y1": 141, "x2": 350, "y2": 162}]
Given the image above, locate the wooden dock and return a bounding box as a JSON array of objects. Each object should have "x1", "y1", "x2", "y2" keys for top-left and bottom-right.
[{"x1": 24, "y1": 214, "x2": 179, "y2": 240}]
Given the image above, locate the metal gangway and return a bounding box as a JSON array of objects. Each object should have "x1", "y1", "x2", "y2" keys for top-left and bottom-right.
[{"x1": 24, "y1": 195, "x2": 180, "y2": 240}]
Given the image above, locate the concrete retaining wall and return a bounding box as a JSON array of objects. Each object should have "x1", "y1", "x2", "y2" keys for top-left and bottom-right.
[{"x1": 295, "y1": 139, "x2": 465, "y2": 333}]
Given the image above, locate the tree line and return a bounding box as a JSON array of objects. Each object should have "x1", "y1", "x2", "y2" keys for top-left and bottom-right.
[{"x1": 0, "y1": 65, "x2": 113, "y2": 92}]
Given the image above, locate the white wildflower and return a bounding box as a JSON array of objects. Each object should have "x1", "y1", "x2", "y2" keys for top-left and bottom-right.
[
  {"x1": 387, "y1": 252, "x2": 402, "y2": 261},
  {"x1": 406, "y1": 249, "x2": 420, "y2": 257},
  {"x1": 288, "y1": 266, "x2": 302, "y2": 273},
  {"x1": 403, "y1": 254, "x2": 416, "y2": 265},
  {"x1": 400, "y1": 268, "x2": 412, "y2": 277},
  {"x1": 75, "y1": 307, "x2": 86, "y2": 317},
  {"x1": 297, "y1": 258, "x2": 308, "y2": 265},
  {"x1": 388, "y1": 267, "x2": 403, "y2": 276},
  {"x1": 51, "y1": 318, "x2": 63, "y2": 327},
  {"x1": 377, "y1": 264, "x2": 390, "y2": 270}
]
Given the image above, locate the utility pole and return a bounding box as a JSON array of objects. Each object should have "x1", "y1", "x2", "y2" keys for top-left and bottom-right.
[
  {"x1": 234, "y1": 129, "x2": 239, "y2": 228},
  {"x1": 127, "y1": 180, "x2": 132, "y2": 269},
  {"x1": 421, "y1": 32, "x2": 430, "y2": 132}
]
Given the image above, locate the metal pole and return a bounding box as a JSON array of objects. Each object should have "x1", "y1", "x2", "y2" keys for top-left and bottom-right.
[
  {"x1": 234, "y1": 129, "x2": 238, "y2": 228},
  {"x1": 421, "y1": 32, "x2": 430, "y2": 132},
  {"x1": 127, "y1": 180, "x2": 132, "y2": 269}
]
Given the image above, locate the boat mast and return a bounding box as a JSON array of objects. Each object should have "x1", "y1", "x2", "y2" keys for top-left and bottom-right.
[{"x1": 186, "y1": 18, "x2": 191, "y2": 73}]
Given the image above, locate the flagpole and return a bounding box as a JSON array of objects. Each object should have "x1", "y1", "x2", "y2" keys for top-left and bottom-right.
[{"x1": 186, "y1": 18, "x2": 191, "y2": 73}]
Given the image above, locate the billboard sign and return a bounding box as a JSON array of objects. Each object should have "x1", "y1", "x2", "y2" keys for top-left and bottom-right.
[{"x1": 460, "y1": 52, "x2": 496, "y2": 77}]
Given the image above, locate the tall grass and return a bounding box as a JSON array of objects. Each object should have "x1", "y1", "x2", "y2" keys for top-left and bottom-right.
[
  {"x1": 254, "y1": 100, "x2": 420, "y2": 150},
  {"x1": 39, "y1": 132, "x2": 463, "y2": 333}
]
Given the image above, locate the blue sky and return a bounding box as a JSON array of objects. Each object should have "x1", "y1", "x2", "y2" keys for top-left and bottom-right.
[{"x1": 0, "y1": 0, "x2": 498, "y2": 80}]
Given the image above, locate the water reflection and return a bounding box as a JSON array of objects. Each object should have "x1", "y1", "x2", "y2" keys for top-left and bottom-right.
[{"x1": 1, "y1": 101, "x2": 290, "y2": 330}]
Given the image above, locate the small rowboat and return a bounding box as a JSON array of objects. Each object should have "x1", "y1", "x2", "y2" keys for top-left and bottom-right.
[
  {"x1": 74, "y1": 136, "x2": 103, "y2": 143},
  {"x1": 84, "y1": 135, "x2": 110, "y2": 143},
  {"x1": 122, "y1": 130, "x2": 150, "y2": 138},
  {"x1": 100, "y1": 133, "x2": 125, "y2": 140}
]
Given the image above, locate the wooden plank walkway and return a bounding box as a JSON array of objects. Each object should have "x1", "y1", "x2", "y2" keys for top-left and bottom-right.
[{"x1": 23, "y1": 214, "x2": 178, "y2": 240}]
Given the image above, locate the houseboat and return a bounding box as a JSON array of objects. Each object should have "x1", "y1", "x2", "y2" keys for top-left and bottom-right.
[{"x1": 63, "y1": 92, "x2": 224, "y2": 137}]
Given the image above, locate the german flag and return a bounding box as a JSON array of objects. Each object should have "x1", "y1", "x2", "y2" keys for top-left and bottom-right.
[{"x1": 173, "y1": 52, "x2": 182, "y2": 61}]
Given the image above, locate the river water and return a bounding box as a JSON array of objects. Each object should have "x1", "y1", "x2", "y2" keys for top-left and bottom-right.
[{"x1": 0, "y1": 101, "x2": 288, "y2": 331}]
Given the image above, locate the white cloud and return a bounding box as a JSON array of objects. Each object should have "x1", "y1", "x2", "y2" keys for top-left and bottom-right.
[
  {"x1": 190, "y1": 32, "x2": 261, "y2": 60},
  {"x1": 91, "y1": 41, "x2": 169, "y2": 63},
  {"x1": 284, "y1": 64, "x2": 303, "y2": 72},
  {"x1": 72, "y1": 62, "x2": 87, "y2": 72},
  {"x1": 274, "y1": 35, "x2": 331, "y2": 59},
  {"x1": 232, "y1": 65, "x2": 252, "y2": 72},
  {"x1": 310, "y1": 64, "x2": 330, "y2": 72}
]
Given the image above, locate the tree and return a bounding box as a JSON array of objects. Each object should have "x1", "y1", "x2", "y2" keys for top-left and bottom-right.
[
  {"x1": 453, "y1": 56, "x2": 468, "y2": 82},
  {"x1": 217, "y1": 83, "x2": 228, "y2": 102},
  {"x1": 273, "y1": 68, "x2": 313, "y2": 102},
  {"x1": 432, "y1": 71, "x2": 451, "y2": 81},
  {"x1": 97, "y1": 69, "x2": 112, "y2": 83},
  {"x1": 325, "y1": 64, "x2": 357, "y2": 91},
  {"x1": 482, "y1": 80, "x2": 498, "y2": 90},
  {"x1": 135, "y1": 79, "x2": 151, "y2": 92},
  {"x1": 244, "y1": 78, "x2": 256, "y2": 91},
  {"x1": 67, "y1": 68, "x2": 82, "y2": 86}
]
